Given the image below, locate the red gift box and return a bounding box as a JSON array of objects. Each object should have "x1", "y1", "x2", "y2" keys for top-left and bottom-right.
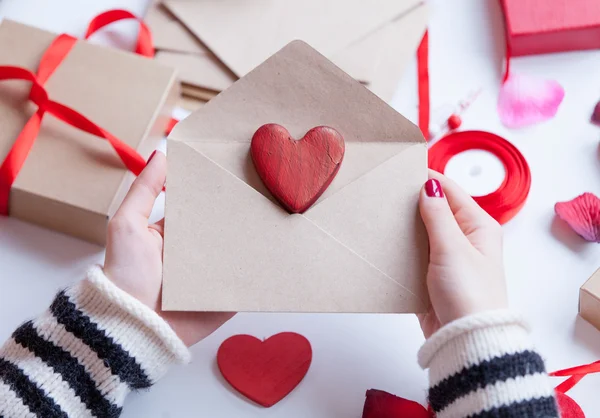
[{"x1": 501, "y1": 0, "x2": 600, "y2": 56}]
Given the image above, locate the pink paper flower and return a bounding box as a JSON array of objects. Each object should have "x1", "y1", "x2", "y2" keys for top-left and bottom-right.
[
  {"x1": 555, "y1": 193, "x2": 600, "y2": 242},
  {"x1": 498, "y1": 73, "x2": 565, "y2": 128}
]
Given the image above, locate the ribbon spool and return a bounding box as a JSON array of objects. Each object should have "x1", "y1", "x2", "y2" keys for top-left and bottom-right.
[{"x1": 428, "y1": 130, "x2": 531, "y2": 225}]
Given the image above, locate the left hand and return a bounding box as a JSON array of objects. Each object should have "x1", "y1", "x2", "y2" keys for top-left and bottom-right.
[{"x1": 103, "y1": 150, "x2": 234, "y2": 347}]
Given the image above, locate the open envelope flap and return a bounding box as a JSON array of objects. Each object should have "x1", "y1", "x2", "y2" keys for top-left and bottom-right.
[
  {"x1": 163, "y1": 140, "x2": 426, "y2": 313},
  {"x1": 164, "y1": 0, "x2": 422, "y2": 77},
  {"x1": 169, "y1": 41, "x2": 426, "y2": 199}
]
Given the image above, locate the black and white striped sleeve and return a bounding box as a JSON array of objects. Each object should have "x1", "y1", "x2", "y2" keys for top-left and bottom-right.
[
  {"x1": 418, "y1": 310, "x2": 560, "y2": 418},
  {"x1": 0, "y1": 266, "x2": 190, "y2": 418}
]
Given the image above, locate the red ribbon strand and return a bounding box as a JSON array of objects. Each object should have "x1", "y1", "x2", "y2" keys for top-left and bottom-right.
[
  {"x1": 0, "y1": 10, "x2": 156, "y2": 215},
  {"x1": 551, "y1": 360, "x2": 600, "y2": 394},
  {"x1": 417, "y1": 31, "x2": 430, "y2": 139},
  {"x1": 85, "y1": 9, "x2": 154, "y2": 58}
]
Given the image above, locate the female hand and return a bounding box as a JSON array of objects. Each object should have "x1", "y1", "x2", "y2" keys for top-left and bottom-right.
[
  {"x1": 418, "y1": 170, "x2": 508, "y2": 338},
  {"x1": 103, "y1": 150, "x2": 234, "y2": 347}
]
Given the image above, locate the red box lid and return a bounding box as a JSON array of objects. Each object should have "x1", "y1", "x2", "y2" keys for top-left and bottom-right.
[{"x1": 502, "y1": 0, "x2": 600, "y2": 56}]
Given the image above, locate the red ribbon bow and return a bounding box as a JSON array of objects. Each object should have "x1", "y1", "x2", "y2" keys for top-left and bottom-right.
[{"x1": 0, "y1": 9, "x2": 155, "y2": 216}]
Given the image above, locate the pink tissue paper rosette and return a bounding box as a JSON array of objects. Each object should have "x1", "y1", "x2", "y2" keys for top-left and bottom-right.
[
  {"x1": 498, "y1": 73, "x2": 565, "y2": 128},
  {"x1": 555, "y1": 193, "x2": 600, "y2": 243}
]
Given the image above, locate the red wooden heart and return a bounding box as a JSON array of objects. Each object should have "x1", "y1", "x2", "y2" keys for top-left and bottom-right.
[
  {"x1": 362, "y1": 389, "x2": 432, "y2": 418},
  {"x1": 217, "y1": 332, "x2": 312, "y2": 407},
  {"x1": 251, "y1": 124, "x2": 345, "y2": 213}
]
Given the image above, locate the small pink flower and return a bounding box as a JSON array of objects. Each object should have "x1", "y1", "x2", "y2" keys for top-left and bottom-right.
[
  {"x1": 555, "y1": 193, "x2": 600, "y2": 243},
  {"x1": 498, "y1": 73, "x2": 565, "y2": 128}
]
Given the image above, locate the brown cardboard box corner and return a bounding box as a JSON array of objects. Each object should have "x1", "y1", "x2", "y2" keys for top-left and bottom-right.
[{"x1": 580, "y1": 268, "x2": 600, "y2": 331}]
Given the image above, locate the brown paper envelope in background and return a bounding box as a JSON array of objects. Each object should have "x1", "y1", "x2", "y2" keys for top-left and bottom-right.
[
  {"x1": 180, "y1": 84, "x2": 218, "y2": 101},
  {"x1": 163, "y1": 0, "x2": 422, "y2": 78},
  {"x1": 328, "y1": 1, "x2": 426, "y2": 85},
  {"x1": 329, "y1": 2, "x2": 428, "y2": 98},
  {"x1": 145, "y1": 0, "x2": 208, "y2": 54},
  {"x1": 155, "y1": 50, "x2": 237, "y2": 92},
  {"x1": 163, "y1": 40, "x2": 428, "y2": 313},
  {"x1": 367, "y1": 2, "x2": 429, "y2": 101}
]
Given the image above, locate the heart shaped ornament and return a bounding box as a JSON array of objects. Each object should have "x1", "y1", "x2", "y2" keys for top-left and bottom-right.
[
  {"x1": 251, "y1": 124, "x2": 345, "y2": 213},
  {"x1": 498, "y1": 73, "x2": 565, "y2": 128},
  {"x1": 217, "y1": 332, "x2": 312, "y2": 407}
]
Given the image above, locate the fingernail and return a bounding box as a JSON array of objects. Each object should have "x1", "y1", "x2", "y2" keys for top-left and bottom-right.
[
  {"x1": 147, "y1": 150, "x2": 157, "y2": 164},
  {"x1": 425, "y1": 179, "x2": 444, "y2": 198}
]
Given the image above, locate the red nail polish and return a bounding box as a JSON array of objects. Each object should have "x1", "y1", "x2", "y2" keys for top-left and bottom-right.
[
  {"x1": 425, "y1": 179, "x2": 444, "y2": 198},
  {"x1": 147, "y1": 150, "x2": 157, "y2": 164}
]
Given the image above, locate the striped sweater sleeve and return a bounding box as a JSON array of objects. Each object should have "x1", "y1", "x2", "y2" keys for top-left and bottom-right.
[
  {"x1": 0, "y1": 266, "x2": 190, "y2": 418},
  {"x1": 418, "y1": 310, "x2": 560, "y2": 418}
]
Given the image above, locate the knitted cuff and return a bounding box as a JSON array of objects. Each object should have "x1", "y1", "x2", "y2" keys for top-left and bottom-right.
[
  {"x1": 71, "y1": 266, "x2": 191, "y2": 381},
  {"x1": 418, "y1": 310, "x2": 558, "y2": 418},
  {"x1": 0, "y1": 267, "x2": 191, "y2": 418},
  {"x1": 418, "y1": 310, "x2": 532, "y2": 382}
]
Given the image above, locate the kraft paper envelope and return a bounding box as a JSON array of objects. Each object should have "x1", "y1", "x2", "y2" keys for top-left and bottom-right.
[
  {"x1": 155, "y1": 50, "x2": 237, "y2": 92},
  {"x1": 366, "y1": 3, "x2": 428, "y2": 101},
  {"x1": 146, "y1": 0, "x2": 208, "y2": 54},
  {"x1": 163, "y1": 0, "x2": 423, "y2": 81},
  {"x1": 329, "y1": 1, "x2": 427, "y2": 92},
  {"x1": 163, "y1": 41, "x2": 429, "y2": 313}
]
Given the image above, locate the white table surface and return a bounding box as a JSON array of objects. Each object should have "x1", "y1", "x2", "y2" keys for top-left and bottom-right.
[{"x1": 1, "y1": 0, "x2": 600, "y2": 417}]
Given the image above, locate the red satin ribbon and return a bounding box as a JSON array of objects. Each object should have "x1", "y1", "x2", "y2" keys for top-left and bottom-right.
[
  {"x1": 551, "y1": 360, "x2": 600, "y2": 394},
  {"x1": 85, "y1": 9, "x2": 154, "y2": 58},
  {"x1": 417, "y1": 31, "x2": 430, "y2": 139},
  {"x1": 416, "y1": 31, "x2": 531, "y2": 224},
  {"x1": 0, "y1": 10, "x2": 157, "y2": 215},
  {"x1": 165, "y1": 117, "x2": 179, "y2": 136},
  {"x1": 428, "y1": 131, "x2": 531, "y2": 225}
]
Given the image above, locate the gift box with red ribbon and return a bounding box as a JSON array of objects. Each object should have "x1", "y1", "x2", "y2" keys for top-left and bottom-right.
[
  {"x1": 0, "y1": 19, "x2": 178, "y2": 245},
  {"x1": 501, "y1": 0, "x2": 600, "y2": 56}
]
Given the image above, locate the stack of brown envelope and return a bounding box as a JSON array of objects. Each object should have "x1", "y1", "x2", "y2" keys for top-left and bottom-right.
[
  {"x1": 146, "y1": 0, "x2": 428, "y2": 104},
  {"x1": 146, "y1": 1, "x2": 237, "y2": 109},
  {"x1": 162, "y1": 41, "x2": 429, "y2": 313}
]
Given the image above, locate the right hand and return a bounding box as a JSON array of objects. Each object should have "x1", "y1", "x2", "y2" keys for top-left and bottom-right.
[{"x1": 417, "y1": 170, "x2": 508, "y2": 338}]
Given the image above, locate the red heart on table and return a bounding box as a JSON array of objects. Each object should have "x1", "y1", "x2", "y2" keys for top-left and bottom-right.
[
  {"x1": 362, "y1": 389, "x2": 432, "y2": 418},
  {"x1": 251, "y1": 124, "x2": 345, "y2": 213},
  {"x1": 217, "y1": 332, "x2": 312, "y2": 407}
]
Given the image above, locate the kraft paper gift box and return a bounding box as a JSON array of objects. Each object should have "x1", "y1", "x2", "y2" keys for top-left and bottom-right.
[
  {"x1": 0, "y1": 20, "x2": 178, "y2": 245},
  {"x1": 162, "y1": 0, "x2": 428, "y2": 101},
  {"x1": 163, "y1": 41, "x2": 429, "y2": 313},
  {"x1": 580, "y1": 268, "x2": 600, "y2": 331},
  {"x1": 501, "y1": 0, "x2": 600, "y2": 56}
]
